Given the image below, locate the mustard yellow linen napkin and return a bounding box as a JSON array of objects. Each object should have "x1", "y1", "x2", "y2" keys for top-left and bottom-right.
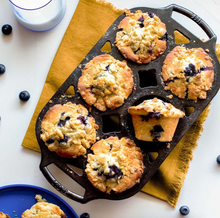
[{"x1": 21, "y1": 0, "x2": 218, "y2": 207}]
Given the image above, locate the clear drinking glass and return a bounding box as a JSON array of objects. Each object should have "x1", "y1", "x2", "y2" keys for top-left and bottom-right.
[{"x1": 8, "y1": 0, "x2": 66, "y2": 32}]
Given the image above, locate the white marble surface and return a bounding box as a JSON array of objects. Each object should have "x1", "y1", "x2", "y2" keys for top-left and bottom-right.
[{"x1": 1, "y1": 0, "x2": 220, "y2": 217}]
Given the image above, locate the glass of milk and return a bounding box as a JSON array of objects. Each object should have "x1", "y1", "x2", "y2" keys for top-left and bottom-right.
[{"x1": 9, "y1": 0, "x2": 66, "y2": 32}]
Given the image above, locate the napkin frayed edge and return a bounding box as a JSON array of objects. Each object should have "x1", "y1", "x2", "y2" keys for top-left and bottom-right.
[
  {"x1": 167, "y1": 105, "x2": 210, "y2": 207},
  {"x1": 91, "y1": 0, "x2": 124, "y2": 13}
]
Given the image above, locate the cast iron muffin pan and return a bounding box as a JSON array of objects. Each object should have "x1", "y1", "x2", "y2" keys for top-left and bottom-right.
[{"x1": 35, "y1": 4, "x2": 220, "y2": 203}]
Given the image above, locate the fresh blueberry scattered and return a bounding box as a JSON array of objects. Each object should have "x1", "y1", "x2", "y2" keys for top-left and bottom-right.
[
  {"x1": 80, "y1": 212, "x2": 90, "y2": 218},
  {"x1": 179, "y1": 205, "x2": 190, "y2": 216},
  {"x1": 2, "y1": 24, "x2": 12, "y2": 35},
  {"x1": 216, "y1": 155, "x2": 220, "y2": 164},
  {"x1": 0, "y1": 64, "x2": 6, "y2": 74},
  {"x1": 19, "y1": 91, "x2": 30, "y2": 102}
]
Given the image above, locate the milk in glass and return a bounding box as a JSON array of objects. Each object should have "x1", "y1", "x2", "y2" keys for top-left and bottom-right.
[{"x1": 9, "y1": 0, "x2": 66, "y2": 31}]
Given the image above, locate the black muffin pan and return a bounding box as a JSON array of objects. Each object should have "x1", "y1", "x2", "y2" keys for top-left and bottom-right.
[{"x1": 35, "y1": 4, "x2": 220, "y2": 203}]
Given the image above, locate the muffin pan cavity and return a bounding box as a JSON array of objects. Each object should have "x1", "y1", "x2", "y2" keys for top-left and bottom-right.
[{"x1": 36, "y1": 4, "x2": 220, "y2": 203}]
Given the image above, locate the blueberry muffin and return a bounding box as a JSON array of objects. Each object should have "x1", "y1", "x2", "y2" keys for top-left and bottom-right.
[
  {"x1": 78, "y1": 54, "x2": 134, "y2": 111},
  {"x1": 85, "y1": 136, "x2": 144, "y2": 194},
  {"x1": 115, "y1": 9, "x2": 167, "y2": 64},
  {"x1": 21, "y1": 202, "x2": 66, "y2": 218},
  {"x1": 128, "y1": 98, "x2": 185, "y2": 142},
  {"x1": 0, "y1": 212, "x2": 10, "y2": 218},
  {"x1": 40, "y1": 102, "x2": 98, "y2": 158},
  {"x1": 162, "y1": 46, "x2": 214, "y2": 101}
]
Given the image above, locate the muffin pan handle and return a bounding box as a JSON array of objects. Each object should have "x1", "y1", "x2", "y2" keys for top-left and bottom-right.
[
  {"x1": 40, "y1": 165, "x2": 86, "y2": 203},
  {"x1": 167, "y1": 4, "x2": 215, "y2": 39}
]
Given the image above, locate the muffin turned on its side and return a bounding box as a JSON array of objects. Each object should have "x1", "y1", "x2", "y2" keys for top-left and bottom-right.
[{"x1": 128, "y1": 98, "x2": 185, "y2": 142}]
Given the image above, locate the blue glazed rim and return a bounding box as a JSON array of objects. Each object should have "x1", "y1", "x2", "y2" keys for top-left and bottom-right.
[{"x1": 0, "y1": 184, "x2": 79, "y2": 218}]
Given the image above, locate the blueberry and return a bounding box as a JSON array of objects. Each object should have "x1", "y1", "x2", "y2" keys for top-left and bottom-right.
[
  {"x1": 108, "y1": 165, "x2": 123, "y2": 178},
  {"x1": 148, "y1": 12, "x2": 154, "y2": 18},
  {"x1": 19, "y1": 91, "x2": 30, "y2": 101},
  {"x1": 141, "y1": 112, "x2": 161, "y2": 121},
  {"x1": 105, "y1": 65, "x2": 110, "y2": 71},
  {"x1": 77, "y1": 115, "x2": 87, "y2": 125},
  {"x1": 179, "y1": 205, "x2": 190, "y2": 216},
  {"x1": 137, "y1": 15, "x2": 144, "y2": 23},
  {"x1": 98, "y1": 165, "x2": 123, "y2": 179},
  {"x1": 80, "y1": 212, "x2": 90, "y2": 218},
  {"x1": 57, "y1": 116, "x2": 70, "y2": 127},
  {"x1": 89, "y1": 86, "x2": 94, "y2": 94},
  {"x1": 184, "y1": 63, "x2": 200, "y2": 77},
  {"x1": 216, "y1": 155, "x2": 220, "y2": 164},
  {"x1": 139, "y1": 22, "x2": 144, "y2": 28},
  {"x1": 0, "y1": 64, "x2": 6, "y2": 74},
  {"x1": 59, "y1": 135, "x2": 70, "y2": 144},
  {"x1": 2, "y1": 24, "x2": 12, "y2": 35},
  {"x1": 61, "y1": 112, "x2": 66, "y2": 117},
  {"x1": 150, "y1": 125, "x2": 164, "y2": 141},
  {"x1": 134, "y1": 47, "x2": 140, "y2": 54},
  {"x1": 148, "y1": 47, "x2": 153, "y2": 56},
  {"x1": 159, "y1": 32, "x2": 168, "y2": 41},
  {"x1": 138, "y1": 15, "x2": 144, "y2": 28}
]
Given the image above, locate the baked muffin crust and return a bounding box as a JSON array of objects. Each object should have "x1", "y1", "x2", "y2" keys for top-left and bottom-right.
[
  {"x1": 21, "y1": 202, "x2": 66, "y2": 218},
  {"x1": 85, "y1": 136, "x2": 144, "y2": 194},
  {"x1": 78, "y1": 54, "x2": 134, "y2": 111},
  {"x1": 115, "y1": 10, "x2": 167, "y2": 64},
  {"x1": 40, "y1": 102, "x2": 98, "y2": 158},
  {"x1": 162, "y1": 46, "x2": 214, "y2": 101}
]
